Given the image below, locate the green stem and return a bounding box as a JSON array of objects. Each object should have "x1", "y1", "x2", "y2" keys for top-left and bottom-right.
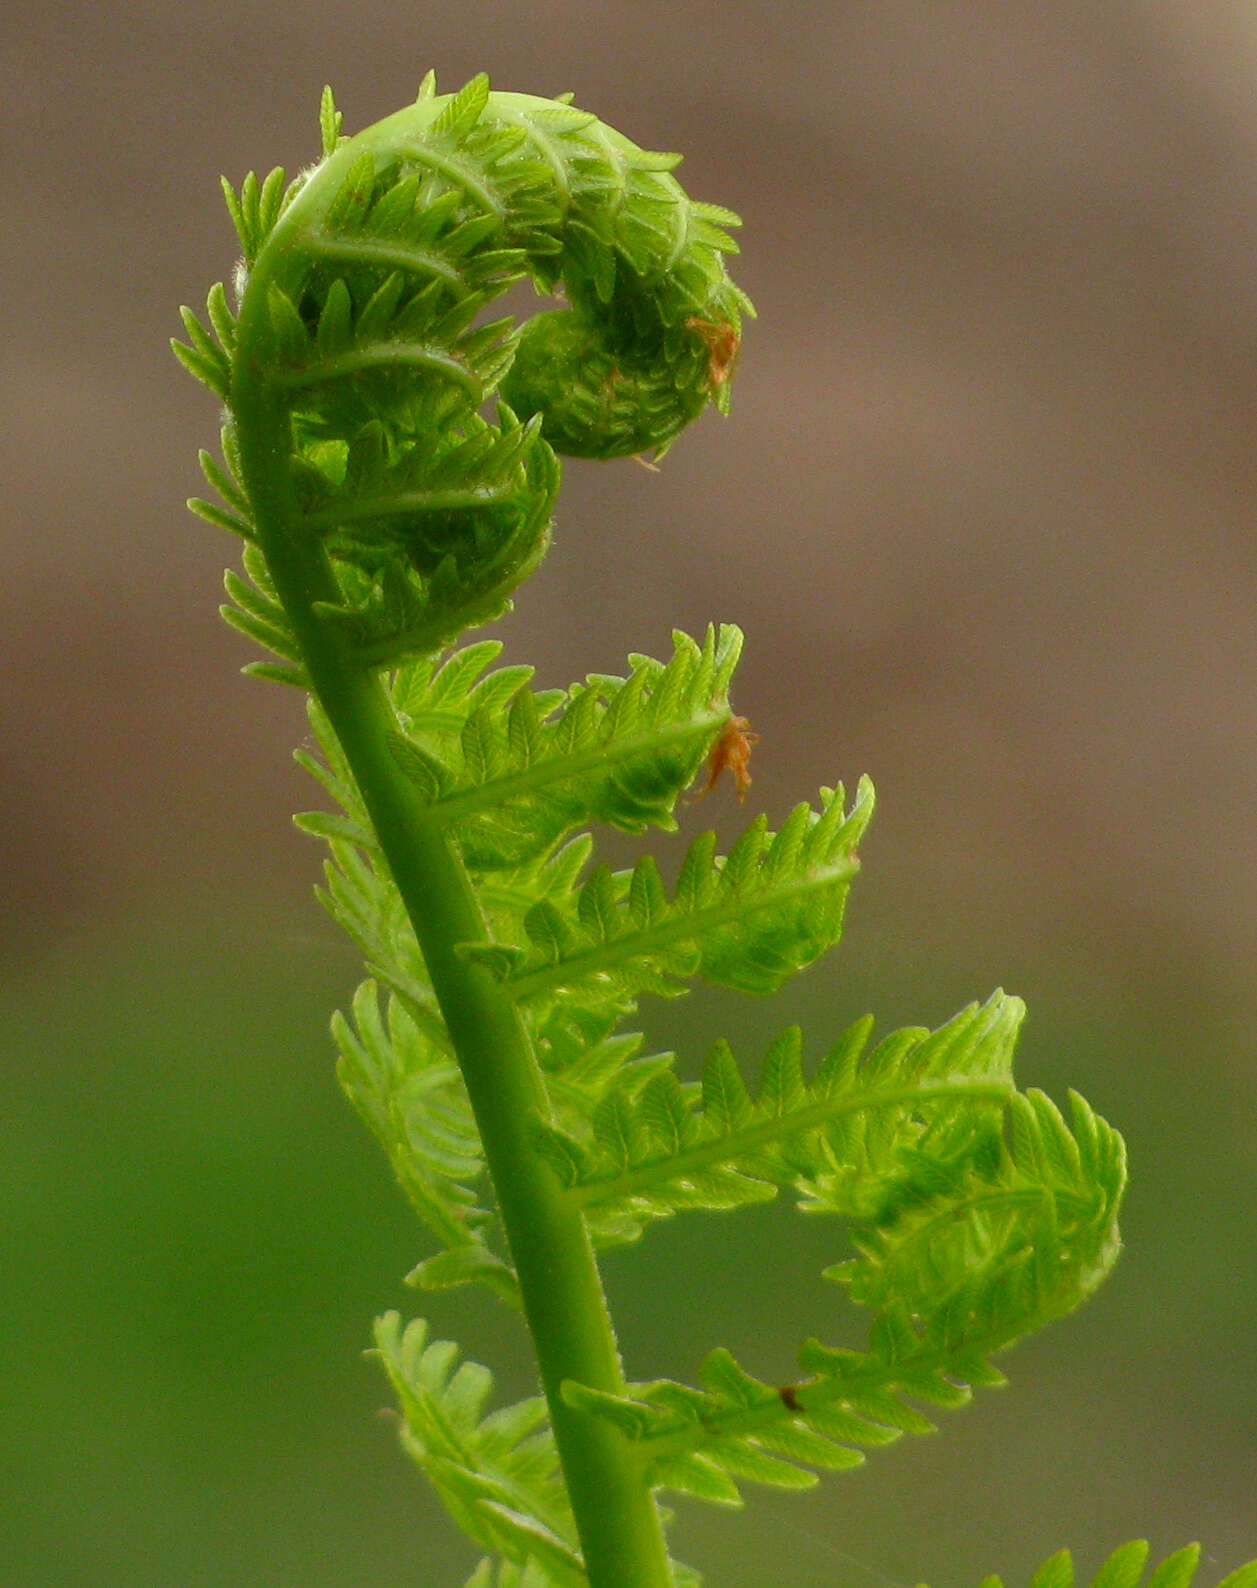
[{"x1": 233, "y1": 379, "x2": 674, "y2": 1588}]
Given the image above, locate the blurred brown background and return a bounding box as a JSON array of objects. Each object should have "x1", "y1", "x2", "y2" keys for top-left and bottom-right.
[{"x1": 3, "y1": 3, "x2": 1255, "y2": 1586}]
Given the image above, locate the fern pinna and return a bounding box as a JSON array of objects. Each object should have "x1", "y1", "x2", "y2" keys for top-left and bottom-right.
[{"x1": 176, "y1": 76, "x2": 1246, "y2": 1588}]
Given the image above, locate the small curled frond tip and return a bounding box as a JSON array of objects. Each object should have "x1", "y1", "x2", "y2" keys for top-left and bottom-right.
[{"x1": 181, "y1": 77, "x2": 752, "y2": 671}]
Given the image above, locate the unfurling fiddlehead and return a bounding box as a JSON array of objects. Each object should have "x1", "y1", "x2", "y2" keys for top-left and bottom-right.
[
  {"x1": 177, "y1": 75, "x2": 1247, "y2": 1588},
  {"x1": 181, "y1": 72, "x2": 750, "y2": 681}
]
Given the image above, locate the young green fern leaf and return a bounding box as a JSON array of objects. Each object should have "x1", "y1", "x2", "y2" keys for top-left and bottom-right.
[{"x1": 178, "y1": 74, "x2": 1247, "y2": 1588}]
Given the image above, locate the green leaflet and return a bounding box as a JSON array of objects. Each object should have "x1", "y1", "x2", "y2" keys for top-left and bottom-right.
[
  {"x1": 385, "y1": 624, "x2": 744, "y2": 867},
  {"x1": 375, "y1": 1312, "x2": 708, "y2": 1588},
  {"x1": 333, "y1": 982, "x2": 519, "y2": 1306},
  {"x1": 464, "y1": 779, "x2": 873, "y2": 1013},
  {"x1": 530, "y1": 992, "x2": 1021, "y2": 1246},
  {"x1": 373, "y1": 1313, "x2": 582, "y2": 1583},
  {"x1": 297, "y1": 627, "x2": 864, "y2": 1035},
  {"x1": 221, "y1": 543, "x2": 307, "y2": 685},
  {"x1": 828, "y1": 1087, "x2": 1126, "y2": 1329},
  {"x1": 564, "y1": 1076, "x2": 1124, "y2": 1507}
]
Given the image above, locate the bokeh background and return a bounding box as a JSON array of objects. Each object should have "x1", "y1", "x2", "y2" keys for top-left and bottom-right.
[{"x1": 4, "y1": 3, "x2": 1256, "y2": 1584}]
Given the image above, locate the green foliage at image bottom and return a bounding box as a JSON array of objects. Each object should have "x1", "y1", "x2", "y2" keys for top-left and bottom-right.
[{"x1": 973, "y1": 1543, "x2": 1257, "y2": 1588}]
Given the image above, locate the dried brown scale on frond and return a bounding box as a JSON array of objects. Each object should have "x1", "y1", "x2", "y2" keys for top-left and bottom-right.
[
  {"x1": 685, "y1": 315, "x2": 741, "y2": 391},
  {"x1": 692, "y1": 713, "x2": 758, "y2": 803}
]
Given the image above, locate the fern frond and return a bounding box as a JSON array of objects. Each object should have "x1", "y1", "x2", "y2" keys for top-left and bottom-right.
[
  {"x1": 965, "y1": 1543, "x2": 1257, "y2": 1588},
  {"x1": 189, "y1": 432, "x2": 256, "y2": 541},
  {"x1": 530, "y1": 992, "x2": 1020, "y2": 1246},
  {"x1": 527, "y1": 1004, "x2": 681, "y2": 1151},
  {"x1": 293, "y1": 699, "x2": 439, "y2": 1008},
  {"x1": 465, "y1": 778, "x2": 873, "y2": 1011},
  {"x1": 181, "y1": 82, "x2": 1155, "y2": 1588},
  {"x1": 170, "y1": 305, "x2": 232, "y2": 402},
  {"x1": 308, "y1": 416, "x2": 561, "y2": 667},
  {"x1": 373, "y1": 1314, "x2": 582, "y2": 1584},
  {"x1": 302, "y1": 714, "x2": 614, "y2": 1141},
  {"x1": 565, "y1": 1079, "x2": 1124, "y2": 1505},
  {"x1": 387, "y1": 625, "x2": 744, "y2": 866}
]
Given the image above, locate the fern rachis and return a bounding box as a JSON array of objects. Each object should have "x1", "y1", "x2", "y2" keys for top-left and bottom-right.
[{"x1": 176, "y1": 73, "x2": 1251, "y2": 1588}]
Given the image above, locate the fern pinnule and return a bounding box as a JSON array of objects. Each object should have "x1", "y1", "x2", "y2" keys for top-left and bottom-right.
[
  {"x1": 830, "y1": 1085, "x2": 1125, "y2": 1331},
  {"x1": 221, "y1": 548, "x2": 305, "y2": 681},
  {"x1": 171, "y1": 298, "x2": 233, "y2": 402}
]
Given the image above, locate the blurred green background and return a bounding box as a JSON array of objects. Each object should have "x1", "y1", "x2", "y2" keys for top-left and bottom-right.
[{"x1": 3, "y1": 3, "x2": 1255, "y2": 1584}]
